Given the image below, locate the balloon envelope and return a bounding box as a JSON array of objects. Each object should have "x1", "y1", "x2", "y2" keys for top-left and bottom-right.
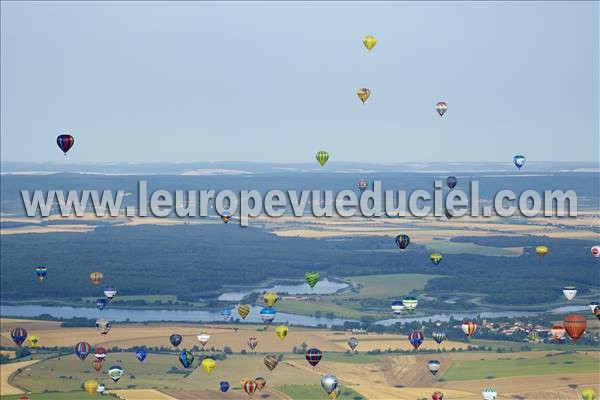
[
  {"x1": 179, "y1": 350, "x2": 194, "y2": 368},
  {"x1": 305, "y1": 348, "x2": 323, "y2": 368},
  {"x1": 321, "y1": 374, "x2": 338, "y2": 395},
  {"x1": 201, "y1": 357, "x2": 216, "y2": 374},
  {"x1": 395, "y1": 234, "x2": 410, "y2": 250},
  {"x1": 427, "y1": 359, "x2": 441, "y2": 375},
  {"x1": 11, "y1": 327, "x2": 28, "y2": 347},
  {"x1": 275, "y1": 325, "x2": 288, "y2": 340},
  {"x1": 563, "y1": 314, "x2": 587, "y2": 342},
  {"x1": 170, "y1": 334, "x2": 183, "y2": 347},
  {"x1": 513, "y1": 155, "x2": 526, "y2": 170},
  {"x1": 363, "y1": 35, "x2": 377, "y2": 51},
  {"x1": 83, "y1": 379, "x2": 98, "y2": 395},
  {"x1": 108, "y1": 365, "x2": 124, "y2": 382},
  {"x1": 135, "y1": 348, "x2": 147, "y2": 362},
  {"x1": 56, "y1": 134, "x2": 75, "y2": 155},
  {"x1": 408, "y1": 331, "x2": 424, "y2": 349},
  {"x1": 264, "y1": 354, "x2": 279, "y2": 371},
  {"x1": 219, "y1": 381, "x2": 230, "y2": 392}
]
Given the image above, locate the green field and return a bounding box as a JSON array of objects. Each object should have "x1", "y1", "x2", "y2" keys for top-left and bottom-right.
[
  {"x1": 275, "y1": 299, "x2": 366, "y2": 319},
  {"x1": 443, "y1": 352, "x2": 600, "y2": 381},
  {"x1": 277, "y1": 384, "x2": 364, "y2": 400},
  {"x1": 320, "y1": 352, "x2": 380, "y2": 364},
  {"x1": 342, "y1": 274, "x2": 442, "y2": 299}
]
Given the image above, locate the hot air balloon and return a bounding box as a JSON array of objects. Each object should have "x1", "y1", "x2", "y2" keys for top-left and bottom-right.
[
  {"x1": 316, "y1": 151, "x2": 330, "y2": 166},
  {"x1": 408, "y1": 330, "x2": 424, "y2": 350},
  {"x1": 201, "y1": 357, "x2": 216, "y2": 374},
  {"x1": 83, "y1": 379, "x2": 98, "y2": 395},
  {"x1": 589, "y1": 302, "x2": 599, "y2": 313},
  {"x1": 97, "y1": 383, "x2": 106, "y2": 395},
  {"x1": 135, "y1": 348, "x2": 147, "y2": 362},
  {"x1": 427, "y1": 360, "x2": 441, "y2": 375},
  {"x1": 96, "y1": 298, "x2": 108, "y2": 311},
  {"x1": 243, "y1": 379, "x2": 258, "y2": 397},
  {"x1": 563, "y1": 286, "x2": 577, "y2": 301},
  {"x1": 57, "y1": 134, "x2": 75, "y2": 155},
  {"x1": 482, "y1": 388, "x2": 497, "y2": 400},
  {"x1": 432, "y1": 391, "x2": 444, "y2": 400},
  {"x1": 581, "y1": 388, "x2": 597, "y2": 400},
  {"x1": 551, "y1": 325, "x2": 566, "y2": 341},
  {"x1": 169, "y1": 334, "x2": 183, "y2": 347},
  {"x1": 179, "y1": 350, "x2": 194, "y2": 368},
  {"x1": 331, "y1": 386, "x2": 342, "y2": 400},
  {"x1": 446, "y1": 176, "x2": 457, "y2": 188},
  {"x1": 11, "y1": 327, "x2": 27, "y2": 347},
  {"x1": 436, "y1": 102, "x2": 448, "y2": 117},
  {"x1": 528, "y1": 330, "x2": 539, "y2": 342},
  {"x1": 90, "y1": 272, "x2": 104, "y2": 285},
  {"x1": 26, "y1": 335, "x2": 39, "y2": 348},
  {"x1": 321, "y1": 375, "x2": 339, "y2": 395},
  {"x1": 35, "y1": 266, "x2": 47, "y2": 281},
  {"x1": 357, "y1": 178, "x2": 368, "y2": 192},
  {"x1": 592, "y1": 246, "x2": 600, "y2": 258},
  {"x1": 357, "y1": 88, "x2": 371, "y2": 104},
  {"x1": 513, "y1": 155, "x2": 526, "y2": 170},
  {"x1": 96, "y1": 319, "x2": 112, "y2": 335},
  {"x1": 255, "y1": 377, "x2": 267, "y2": 391},
  {"x1": 305, "y1": 348, "x2": 322, "y2": 368},
  {"x1": 432, "y1": 330, "x2": 446, "y2": 344},
  {"x1": 305, "y1": 272, "x2": 320, "y2": 289},
  {"x1": 238, "y1": 304, "x2": 251, "y2": 319},
  {"x1": 363, "y1": 35, "x2": 377, "y2": 51},
  {"x1": 535, "y1": 245, "x2": 549, "y2": 257},
  {"x1": 94, "y1": 347, "x2": 107, "y2": 362},
  {"x1": 264, "y1": 354, "x2": 279, "y2": 371},
  {"x1": 221, "y1": 211, "x2": 232, "y2": 223},
  {"x1": 92, "y1": 360, "x2": 103, "y2": 372},
  {"x1": 108, "y1": 365, "x2": 124, "y2": 382},
  {"x1": 104, "y1": 286, "x2": 117, "y2": 301},
  {"x1": 260, "y1": 307, "x2": 276, "y2": 325},
  {"x1": 403, "y1": 297, "x2": 418, "y2": 314},
  {"x1": 197, "y1": 333, "x2": 210, "y2": 349},
  {"x1": 391, "y1": 300, "x2": 404, "y2": 316},
  {"x1": 594, "y1": 306, "x2": 600, "y2": 320},
  {"x1": 219, "y1": 381, "x2": 230, "y2": 393},
  {"x1": 462, "y1": 321, "x2": 477, "y2": 337},
  {"x1": 74, "y1": 341, "x2": 92, "y2": 361},
  {"x1": 395, "y1": 234, "x2": 410, "y2": 250},
  {"x1": 430, "y1": 253, "x2": 443, "y2": 266},
  {"x1": 263, "y1": 292, "x2": 278, "y2": 307},
  {"x1": 247, "y1": 337, "x2": 258, "y2": 350},
  {"x1": 221, "y1": 307, "x2": 232, "y2": 322},
  {"x1": 275, "y1": 325, "x2": 288, "y2": 340},
  {"x1": 347, "y1": 337, "x2": 359, "y2": 351},
  {"x1": 564, "y1": 314, "x2": 587, "y2": 343}
]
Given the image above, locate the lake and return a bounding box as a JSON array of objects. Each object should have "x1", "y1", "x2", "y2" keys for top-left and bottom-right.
[{"x1": 217, "y1": 279, "x2": 348, "y2": 301}]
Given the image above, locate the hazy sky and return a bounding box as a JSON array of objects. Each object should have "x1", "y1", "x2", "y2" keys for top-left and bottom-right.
[{"x1": 1, "y1": 2, "x2": 598, "y2": 163}]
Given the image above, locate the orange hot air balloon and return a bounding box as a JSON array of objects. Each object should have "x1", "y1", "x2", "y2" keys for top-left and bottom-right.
[
  {"x1": 90, "y1": 272, "x2": 104, "y2": 285},
  {"x1": 564, "y1": 314, "x2": 587, "y2": 343},
  {"x1": 92, "y1": 359, "x2": 103, "y2": 372}
]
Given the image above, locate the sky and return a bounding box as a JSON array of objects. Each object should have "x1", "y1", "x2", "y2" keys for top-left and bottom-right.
[{"x1": 1, "y1": 1, "x2": 598, "y2": 164}]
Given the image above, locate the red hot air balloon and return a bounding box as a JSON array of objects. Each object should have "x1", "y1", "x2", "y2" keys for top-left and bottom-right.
[
  {"x1": 563, "y1": 314, "x2": 587, "y2": 343},
  {"x1": 432, "y1": 391, "x2": 444, "y2": 400},
  {"x1": 56, "y1": 134, "x2": 75, "y2": 155},
  {"x1": 243, "y1": 379, "x2": 257, "y2": 397}
]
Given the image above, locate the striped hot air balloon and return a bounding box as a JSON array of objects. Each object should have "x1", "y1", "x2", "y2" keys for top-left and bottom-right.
[
  {"x1": 56, "y1": 134, "x2": 75, "y2": 155},
  {"x1": 238, "y1": 304, "x2": 251, "y2": 319},
  {"x1": 92, "y1": 360, "x2": 103, "y2": 372},
  {"x1": 316, "y1": 151, "x2": 329, "y2": 166},
  {"x1": 391, "y1": 300, "x2": 404, "y2": 316},
  {"x1": 482, "y1": 387, "x2": 497, "y2": 400},
  {"x1": 427, "y1": 359, "x2": 441, "y2": 375},
  {"x1": 564, "y1": 314, "x2": 587, "y2": 343},
  {"x1": 247, "y1": 337, "x2": 258, "y2": 350},
  {"x1": 305, "y1": 272, "x2": 320, "y2": 289},
  {"x1": 264, "y1": 354, "x2": 279, "y2": 371},
  {"x1": 243, "y1": 379, "x2": 258, "y2": 397},
  {"x1": 74, "y1": 341, "x2": 92, "y2": 361},
  {"x1": 35, "y1": 266, "x2": 48, "y2": 281},
  {"x1": 90, "y1": 272, "x2": 103, "y2": 285},
  {"x1": 305, "y1": 348, "x2": 322, "y2": 368},
  {"x1": 432, "y1": 330, "x2": 446, "y2": 344},
  {"x1": 260, "y1": 307, "x2": 276, "y2": 325},
  {"x1": 403, "y1": 297, "x2": 418, "y2": 314},
  {"x1": 461, "y1": 321, "x2": 477, "y2": 337},
  {"x1": 94, "y1": 347, "x2": 107, "y2": 362},
  {"x1": 10, "y1": 327, "x2": 27, "y2": 347},
  {"x1": 395, "y1": 234, "x2": 410, "y2": 250}
]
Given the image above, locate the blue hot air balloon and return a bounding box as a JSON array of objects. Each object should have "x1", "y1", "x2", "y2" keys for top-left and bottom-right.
[
  {"x1": 179, "y1": 350, "x2": 194, "y2": 368},
  {"x1": 135, "y1": 348, "x2": 147, "y2": 362},
  {"x1": 35, "y1": 266, "x2": 48, "y2": 281},
  {"x1": 219, "y1": 381, "x2": 230, "y2": 392},
  {"x1": 169, "y1": 334, "x2": 183, "y2": 347},
  {"x1": 408, "y1": 330, "x2": 425, "y2": 350},
  {"x1": 260, "y1": 307, "x2": 276, "y2": 325},
  {"x1": 96, "y1": 298, "x2": 108, "y2": 311},
  {"x1": 221, "y1": 307, "x2": 232, "y2": 322},
  {"x1": 513, "y1": 155, "x2": 526, "y2": 170}
]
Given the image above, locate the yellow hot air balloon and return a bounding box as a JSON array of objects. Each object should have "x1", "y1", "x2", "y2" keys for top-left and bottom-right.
[
  {"x1": 238, "y1": 304, "x2": 251, "y2": 319},
  {"x1": 357, "y1": 88, "x2": 371, "y2": 104},
  {"x1": 201, "y1": 357, "x2": 216, "y2": 374},
  {"x1": 535, "y1": 245, "x2": 549, "y2": 257},
  {"x1": 275, "y1": 325, "x2": 288, "y2": 340},
  {"x1": 263, "y1": 292, "x2": 278, "y2": 307},
  {"x1": 84, "y1": 379, "x2": 99, "y2": 395},
  {"x1": 363, "y1": 35, "x2": 377, "y2": 51},
  {"x1": 581, "y1": 388, "x2": 597, "y2": 400},
  {"x1": 27, "y1": 335, "x2": 39, "y2": 348}
]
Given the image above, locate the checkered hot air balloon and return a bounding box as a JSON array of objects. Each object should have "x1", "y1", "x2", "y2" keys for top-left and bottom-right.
[
  {"x1": 461, "y1": 321, "x2": 477, "y2": 337},
  {"x1": 305, "y1": 348, "x2": 322, "y2": 368},
  {"x1": 316, "y1": 151, "x2": 329, "y2": 166},
  {"x1": 10, "y1": 327, "x2": 27, "y2": 347}
]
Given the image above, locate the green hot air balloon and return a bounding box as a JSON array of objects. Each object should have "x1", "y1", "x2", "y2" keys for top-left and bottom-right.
[
  {"x1": 316, "y1": 151, "x2": 329, "y2": 166},
  {"x1": 305, "y1": 272, "x2": 320, "y2": 289}
]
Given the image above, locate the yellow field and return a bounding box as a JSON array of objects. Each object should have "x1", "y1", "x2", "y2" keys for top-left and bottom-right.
[
  {"x1": 0, "y1": 359, "x2": 39, "y2": 396},
  {"x1": 107, "y1": 389, "x2": 178, "y2": 399}
]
